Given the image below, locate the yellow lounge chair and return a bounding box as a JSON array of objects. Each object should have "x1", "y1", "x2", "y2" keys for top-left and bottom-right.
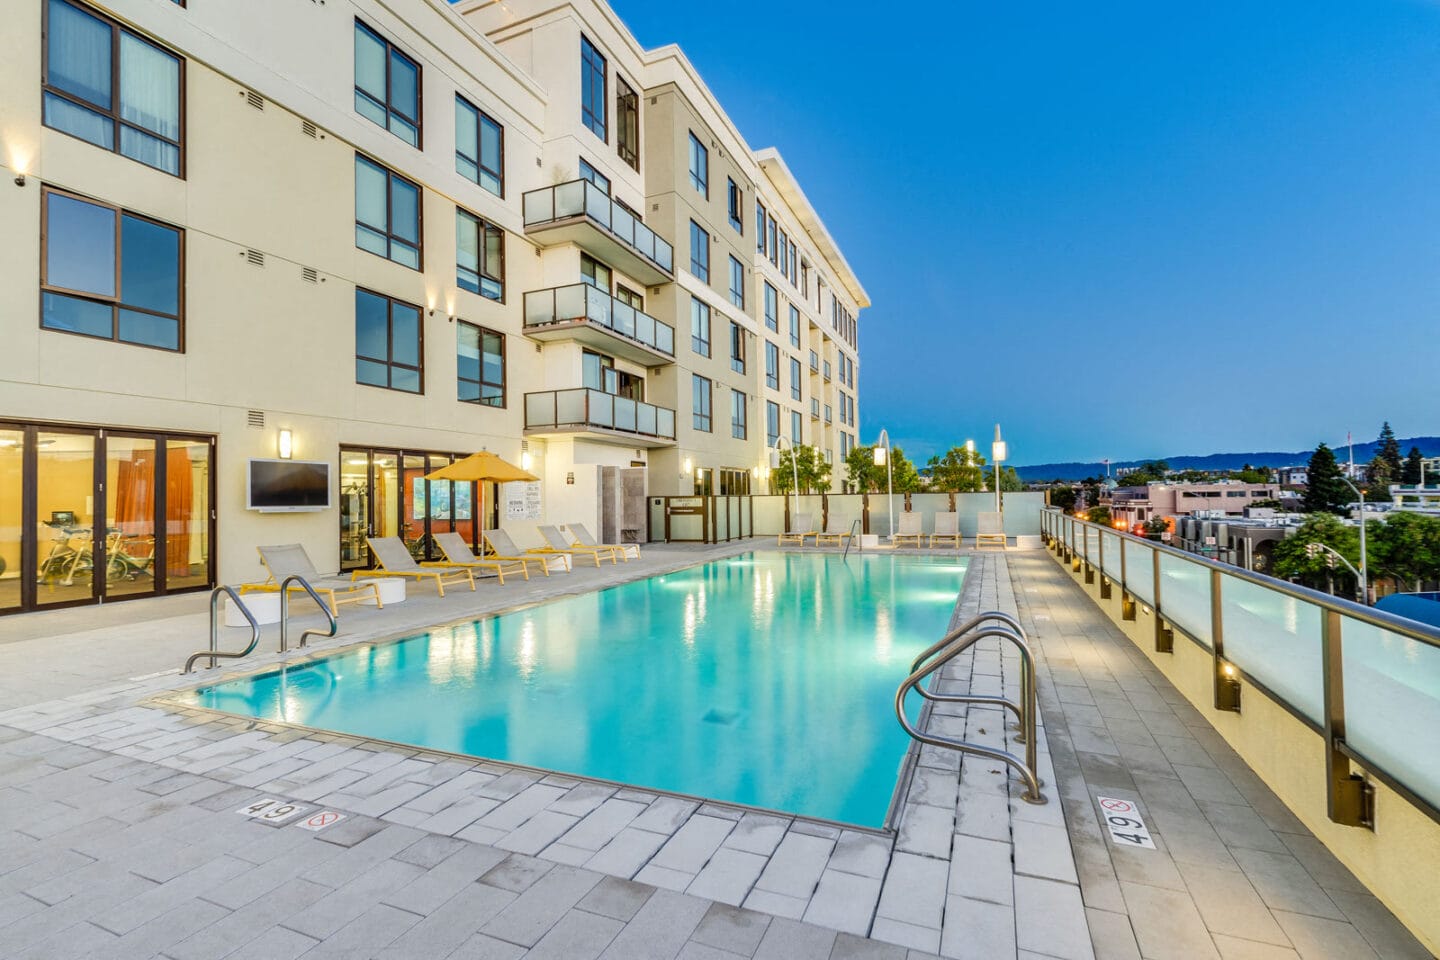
[
  {"x1": 432, "y1": 533, "x2": 531, "y2": 584},
  {"x1": 893, "y1": 512, "x2": 924, "y2": 548},
  {"x1": 355, "y1": 537, "x2": 476, "y2": 595},
  {"x1": 975, "y1": 512, "x2": 1007, "y2": 550},
  {"x1": 929, "y1": 511, "x2": 961, "y2": 547},
  {"x1": 566, "y1": 523, "x2": 639, "y2": 560},
  {"x1": 483, "y1": 530, "x2": 562, "y2": 575},
  {"x1": 534, "y1": 524, "x2": 618, "y2": 566},
  {"x1": 778, "y1": 512, "x2": 817, "y2": 546},
  {"x1": 247, "y1": 544, "x2": 381, "y2": 616},
  {"x1": 814, "y1": 515, "x2": 854, "y2": 547}
]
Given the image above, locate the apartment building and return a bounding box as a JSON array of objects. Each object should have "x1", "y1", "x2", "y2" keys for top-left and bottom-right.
[
  {"x1": 0, "y1": 0, "x2": 866, "y2": 614},
  {"x1": 1108, "y1": 480, "x2": 1281, "y2": 529}
]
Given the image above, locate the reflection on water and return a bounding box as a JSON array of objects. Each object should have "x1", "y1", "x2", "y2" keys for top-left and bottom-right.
[{"x1": 188, "y1": 551, "x2": 968, "y2": 826}]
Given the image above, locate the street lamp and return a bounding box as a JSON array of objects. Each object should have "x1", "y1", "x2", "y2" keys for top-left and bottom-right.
[
  {"x1": 875, "y1": 429, "x2": 895, "y2": 539},
  {"x1": 991, "y1": 424, "x2": 1008, "y2": 514},
  {"x1": 770, "y1": 436, "x2": 801, "y2": 528},
  {"x1": 1339, "y1": 476, "x2": 1369, "y2": 604}
]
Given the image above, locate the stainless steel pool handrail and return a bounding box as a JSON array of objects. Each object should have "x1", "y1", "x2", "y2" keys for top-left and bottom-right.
[
  {"x1": 842, "y1": 518, "x2": 862, "y2": 560},
  {"x1": 895, "y1": 612, "x2": 1044, "y2": 803},
  {"x1": 279, "y1": 575, "x2": 338, "y2": 653},
  {"x1": 185, "y1": 586, "x2": 261, "y2": 673},
  {"x1": 910, "y1": 611, "x2": 1025, "y2": 672}
]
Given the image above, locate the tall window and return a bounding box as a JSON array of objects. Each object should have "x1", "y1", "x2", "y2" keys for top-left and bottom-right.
[
  {"x1": 731, "y1": 390, "x2": 747, "y2": 440},
  {"x1": 688, "y1": 132, "x2": 708, "y2": 197},
  {"x1": 690, "y1": 297, "x2": 710, "y2": 356},
  {"x1": 43, "y1": 0, "x2": 184, "y2": 176},
  {"x1": 729, "y1": 322, "x2": 745, "y2": 374},
  {"x1": 581, "y1": 254, "x2": 611, "y2": 292},
  {"x1": 581, "y1": 36, "x2": 607, "y2": 141},
  {"x1": 616, "y1": 75, "x2": 639, "y2": 170},
  {"x1": 728, "y1": 179, "x2": 743, "y2": 234},
  {"x1": 578, "y1": 157, "x2": 610, "y2": 193},
  {"x1": 40, "y1": 188, "x2": 182, "y2": 350},
  {"x1": 778, "y1": 229, "x2": 789, "y2": 277},
  {"x1": 455, "y1": 96, "x2": 502, "y2": 196},
  {"x1": 791, "y1": 410, "x2": 802, "y2": 444},
  {"x1": 755, "y1": 202, "x2": 766, "y2": 253},
  {"x1": 355, "y1": 288, "x2": 422, "y2": 393},
  {"x1": 354, "y1": 21, "x2": 420, "y2": 147},
  {"x1": 728, "y1": 256, "x2": 745, "y2": 309},
  {"x1": 765, "y1": 342, "x2": 780, "y2": 390},
  {"x1": 789, "y1": 358, "x2": 802, "y2": 400},
  {"x1": 788, "y1": 240, "x2": 798, "y2": 285},
  {"x1": 763, "y1": 283, "x2": 778, "y2": 332},
  {"x1": 767, "y1": 217, "x2": 778, "y2": 265},
  {"x1": 689, "y1": 221, "x2": 709, "y2": 282},
  {"x1": 356, "y1": 155, "x2": 421, "y2": 269},
  {"x1": 788, "y1": 304, "x2": 801, "y2": 347},
  {"x1": 692, "y1": 375, "x2": 712, "y2": 432},
  {"x1": 457, "y1": 321, "x2": 504, "y2": 407},
  {"x1": 766, "y1": 401, "x2": 781, "y2": 447},
  {"x1": 456, "y1": 209, "x2": 503, "y2": 301}
]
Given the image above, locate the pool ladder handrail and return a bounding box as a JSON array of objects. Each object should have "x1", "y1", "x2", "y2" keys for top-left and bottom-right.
[
  {"x1": 279, "y1": 574, "x2": 338, "y2": 653},
  {"x1": 841, "y1": 518, "x2": 863, "y2": 560},
  {"x1": 895, "y1": 610, "x2": 1045, "y2": 803},
  {"x1": 184, "y1": 586, "x2": 261, "y2": 673}
]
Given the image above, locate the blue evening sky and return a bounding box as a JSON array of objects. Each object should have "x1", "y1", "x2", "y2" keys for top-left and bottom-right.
[{"x1": 605, "y1": 0, "x2": 1440, "y2": 465}]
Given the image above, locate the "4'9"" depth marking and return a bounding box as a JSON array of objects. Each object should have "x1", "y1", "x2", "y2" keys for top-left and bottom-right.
[{"x1": 1096, "y1": 796, "x2": 1156, "y2": 849}]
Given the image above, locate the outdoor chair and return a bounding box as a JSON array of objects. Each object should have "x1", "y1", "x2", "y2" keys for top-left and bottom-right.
[
  {"x1": 778, "y1": 512, "x2": 817, "y2": 546},
  {"x1": 247, "y1": 544, "x2": 381, "y2": 616},
  {"x1": 357, "y1": 537, "x2": 476, "y2": 596},
  {"x1": 975, "y1": 512, "x2": 1008, "y2": 550},
  {"x1": 534, "y1": 524, "x2": 619, "y2": 566},
  {"x1": 929, "y1": 512, "x2": 962, "y2": 548},
  {"x1": 566, "y1": 523, "x2": 639, "y2": 560},
  {"x1": 484, "y1": 529, "x2": 566, "y2": 574},
  {"x1": 815, "y1": 515, "x2": 854, "y2": 547},
  {"x1": 893, "y1": 512, "x2": 925, "y2": 548},
  {"x1": 432, "y1": 533, "x2": 532, "y2": 584}
]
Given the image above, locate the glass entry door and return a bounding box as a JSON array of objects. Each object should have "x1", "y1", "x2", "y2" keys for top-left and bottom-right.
[
  {"x1": 34, "y1": 429, "x2": 99, "y2": 608},
  {"x1": 339, "y1": 447, "x2": 484, "y2": 570},
  {"x1": 0, "y1": 429, "x2": 23, "y2": 612}
]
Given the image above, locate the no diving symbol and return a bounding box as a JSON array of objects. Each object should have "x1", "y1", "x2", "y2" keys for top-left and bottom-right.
[
  {"x1": 297, "y1": 810, "x2": 346, "y2": 832},
  {"x1": 1100, "y1": 798, "x2": 1133, "y2": 813}
]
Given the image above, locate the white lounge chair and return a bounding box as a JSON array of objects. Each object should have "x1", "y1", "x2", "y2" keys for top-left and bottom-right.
[
  {"x1": 778, "y1": 512, "x2": 817, "y2": 546},
  {"x1": 815, "y1": 515, "x2": 854, "y2": 547},
  {"x1": 893, "y1": 512, "x2": 924, "y2": 548},
  {"x1": 356, "y1": 537, "x2": 476, "y2": 595},
  {"x1": 929, "y1": 512, "x2": 961, "y2": 548},
  {"x1": 566, "y1": 523, "x2": 639, "y2": 560},
  {"x1": 247, "y1": 544, "x2": 381, "y2": 616},
  {"x1": 975, "y1": 512, "x2": 1007, "y2": 550}
]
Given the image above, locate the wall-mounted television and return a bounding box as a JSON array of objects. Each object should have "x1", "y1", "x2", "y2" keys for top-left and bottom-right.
[{"x1": 247, "y1": 459, "x2": 331, "y2": 512}]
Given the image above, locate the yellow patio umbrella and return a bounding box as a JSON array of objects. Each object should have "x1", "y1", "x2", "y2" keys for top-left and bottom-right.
[{"x1": 424, "y1": 451, "x2": 539, "y2": 535}]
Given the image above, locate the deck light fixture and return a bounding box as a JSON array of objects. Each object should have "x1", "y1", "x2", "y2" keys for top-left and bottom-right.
[
  {"x1": 277, "y1": 429, "x2": 293, "y2": 459},
  {"x1": 991, "y1": 424, "x2": 1007, "y2": 514},
  {"x1": 875, "y1": 429, "x2": 894, "y2": 539}
]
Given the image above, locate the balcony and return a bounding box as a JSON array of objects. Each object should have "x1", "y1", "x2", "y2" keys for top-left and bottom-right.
[
  {"x1": 522, "y1": 180, "x2": 675, "y2": 285},
  {"x1": 523, "y1": 284, "x2": 675, "y2": 366},
  {"x1": 524, "y1": 388, "x2": 676, "y2": 447}
]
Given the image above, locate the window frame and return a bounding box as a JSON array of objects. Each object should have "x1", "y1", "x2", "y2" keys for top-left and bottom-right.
[
  {"x1": 692, "y1": 374, "x2": 712, "y2": 432},
  {"x1": 353, "y1": 18, "x2": 422, "y2": 148},
  {"x1": 456, "y1": 319, "x2": 505, "y2": 408},
  {"x1": 763, "y1": 282, "x2": 778, "y2": 332},
  {"x1": 688, "y1": 131, "x2": 708, "y2": 198},
  {"x1": 728, "y1": 256, "x2": 745, "y2": 310},
  {"x1": 727, "y1": 178, "x2": 743, "y2": 234},
  {"x1": 354, "y1": 287, "x2": 424, "y2": 394},
  {"x1": 616, "y1": 73, "x2": 639, "y2": 171},
  {"x1": 789, "y1": 358, "x2": 802, "y2": 400},
  {"x1": 755, "y1": 201, "x2": 766, "y2": 253},
  {"x1": 690, "y1": 296, "x2": 711, "y2": 357},
  {"x1": 454, "y1": 94, "x2": 503, "y2": 197},
  {"x1": 730, "y1": 389, "x2": 747, "y2": 440},
  {"x1": 729, "y1": 321, "x2": 745, "y2": 375},
  {"x1": 766, "y1": 400, "x2": 781, "y2": 448},
  {"x1": 788, "y1": 304, "x2": 801, "y2": 348},
  {"x1": 689, "y1": 220, "x2": 709, "y2": 282},
  {"x1": 355, "y1": 152, "x2": 423, "y2": 270},
  {"x1": 42, "y1": 0, "x2": 187, "y2": 178},
  {"x1": 39, "y1": 186, "x2": 185, "y2": 352},
  {"x1": 765, "y1": 341, "x2": 780, "y2": 390},
  {"x1": 580, "y1": 34, "x2": 608, "y2": 142},
  {"x1": 455, "y1": 206, "x2": 504, "y2": 302}
]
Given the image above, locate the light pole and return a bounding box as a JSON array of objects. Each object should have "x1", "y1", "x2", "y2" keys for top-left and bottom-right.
[
  {"x1": 991, "y1": 424, "x2": 1008, "y2": 514},
  {"x1": 770, "y1": 436, "x2": 802, "y2": 526},
  {"x1": 874, "y1": 429, "x2": 895, "y2": 539},
  {"x1": 1339, "y1": 476, "x2": 1369, "y2": 604}
]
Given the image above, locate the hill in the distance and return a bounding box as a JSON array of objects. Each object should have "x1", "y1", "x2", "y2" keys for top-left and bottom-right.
[{"x1": 1018, "y1": 437, "x2": 1440, "y2": 482}]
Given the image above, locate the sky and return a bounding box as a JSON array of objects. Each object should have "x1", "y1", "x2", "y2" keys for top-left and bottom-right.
[{"x1": 608, "y1": 0, "x2": 1440, "y2": 466}]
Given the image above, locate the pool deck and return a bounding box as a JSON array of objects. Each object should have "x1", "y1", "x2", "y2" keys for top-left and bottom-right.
[{"x1": 0, "y1": 541, "x2": 1428, "y2": 959}]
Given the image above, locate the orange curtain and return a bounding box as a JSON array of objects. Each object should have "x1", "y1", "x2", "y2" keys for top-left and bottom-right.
[
  {"x1": 114, "y1": 451, "x2": 153, "y2": 535},
  {"x1": 165, "y1": 446, "x2": 193, "y2": 577}
]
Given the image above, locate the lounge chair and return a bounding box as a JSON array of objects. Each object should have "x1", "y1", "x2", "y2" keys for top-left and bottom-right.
[
  {"x1": 814, "y1": 515, "x2": 854, "y2": 547},
  {"x1": 566, "y1": 523, "x2": 639, "y2": 560},
  {"x1": 893, "y1": 512, "x2": 924, "y2": 548},
  {"x1": 534, "y1": 524, "x2": 618, "y2": 566},
  {"x1": 975, "y1": 512, "x2": 1007, "y2": 550},
  {"x1": 929, "y1": 512, "x2": 961, "y2": 548},
  {"x1": 247, "y1": 544, "x2": 381, "y2": 616},
  {"x1": 432, "y1": 533, "x2": 532, "y2": 584},
  {"x1": 778, "y1": 512, "x2": 817, "y2": 546},
  {"x1": 356, "y1": 537, "x2": 475, "y2": 595},
  {"x1": 484, "y1": 529, "x2": 566, "y2": 574}
]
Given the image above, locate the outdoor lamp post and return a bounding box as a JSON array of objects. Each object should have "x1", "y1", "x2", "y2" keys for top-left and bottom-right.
[
  {"x1": 770, "y1": 436, "x2": 801, "y2": 526},
  {"x1": 875, "y1": 429, "x2": 895, "y2": 539},
  {"x1": 991, "y1": 424, "x2": 1008, "y2": 514},
  {"x1": 1339, "y1": 476, "x2": 1370, "y2": 604}
]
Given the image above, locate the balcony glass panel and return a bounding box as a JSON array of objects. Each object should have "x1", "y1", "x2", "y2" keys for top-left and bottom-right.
[
  {"x1": 522, "y1": 284, "x2": 675, "y2": 357},
  {"x1": 637, "y1": 403, "x2": 657, "y2": 435},
  {"x1": 1127, "y1": 540, "x2": 1154, "y2": 603},
  {"x1": 1084, "y1": 526, "x2": 1097, "y2": 563},
  {"x1": 1342, "y1": 618, "x2": 1440, "y2": 809},
  {"x1": 614, "y1": 396, "x2": 637, "y2": 432},
  {"x1": 657, "y1": 407, "x2": 675, "y2": 438},
  {"x1": 1220, "y1": 574, "x2": 1323, "y2": 723},
  {"x1": 584, "y1": 284, "x2": 613, "y2": 329},
  {"x1": 610, "y1": 299, "x2": 636, "y2": 340},
  {"x1": 1101, "y1": 531, "x2": 1122, "y2": 579},
  {"x1": 556, "y1": 388, "x2": 586, "y2": 424},
  {"x1": 524, "y1": 390, "x2": 676, "y2": 440},
  {"x1": 1158, "y1": 552, "x2": 1211, "y2": 647},
  {"x1": 525, "y1": 391, "x2": 556, "y2": 427},
  {"x1": 584, "y1": 182, "x2": 612, "y2": 228},
  {"x1": 589, "y1": 390, "x2": 614, "y2": 428}
]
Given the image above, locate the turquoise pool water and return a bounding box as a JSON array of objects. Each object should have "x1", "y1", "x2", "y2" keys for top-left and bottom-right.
[{"x1": 187, "y1": 551, "x2": 968, "y2": 826}]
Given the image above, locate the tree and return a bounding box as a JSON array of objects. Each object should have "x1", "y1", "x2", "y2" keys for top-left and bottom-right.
[
  {"x1": 1234, "y1": 464, "x2": 1271, "y2": 484},
  {"x1": 1049, "y1": 485, "x2": 1078, "y2": 512},
  {"x1": 1248, "y1": 498, "x2": 1285, "y2": 511},
  {"x1": 1302, "y1": 444, "x2": 1349, "y2": 515},
  {"x1": 998, "y1": 466, "x2": 1024, "y2": 491},
  {"x1": 845, "y1": 444, "x2": 921, "y2": 494},
  {"x1": 925, "y1": 446, "x2": 987, "y2": 492},
  {"x1": 1403, "y1": 447, "x2": 1425, "y2": 486},
  {"x1": 769, "y1": 444, "x2": 831, "y2": 494},
  {"x1": 1272, "y1": 512, "x2": 1360, "y2": 595},
  {"x1": 1368, "y1": 512, "x2": 1440, "y2": 592},
  {"x1": 1366, "y1": 454, "x2": 1394, "y2": 490},
  {"x1": 1086, "y1": 505, "x2": 1111, "y2": 526},
  {"x1": 1377, "y1": 422, "x2": 1402, "y2": 476}
]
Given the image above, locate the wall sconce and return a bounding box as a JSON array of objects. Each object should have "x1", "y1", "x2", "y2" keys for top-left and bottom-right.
[
  {"x1": 13, "y1": 173, "x2": 25, "y2": 187},
  {"x1": 277, "y1": 429, "x2": 293, "y2": 459},
  {"x1": 521, "y1": 451, "x2": 532, "y2": 470},
  {"x1": 682, "y1": 457, "x2": 693, "y2": 476},
  {"x1": 750, "y1": 465, "x2": 761, "y2": 480},
  {"x1": 1216, "y1": 660, "x2": 1242, "y2": 712}
]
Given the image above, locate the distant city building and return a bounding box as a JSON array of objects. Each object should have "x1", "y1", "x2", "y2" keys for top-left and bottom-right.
[{"x1": 1107, "y1": 481, "x2": 1281, "y2": 529}]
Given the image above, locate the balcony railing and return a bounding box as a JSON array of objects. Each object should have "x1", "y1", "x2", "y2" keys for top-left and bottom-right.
[
  {"x1": 522, "y1": 179, "x2": 674, "y2": 278},
  {"x1": 523, "y1": 284, "x2": 675, "y2": 358},
  {"x1": 525, "y1": 388, "x2": 676, "y2": 441}
]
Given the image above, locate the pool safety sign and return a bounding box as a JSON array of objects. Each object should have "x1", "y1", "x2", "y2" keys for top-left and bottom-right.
[
  {"x1": 297, "y1": 810, "x2": 346, "y2": 832},
  {"x1": 1096, "y1": 796, "x2": 1155, "y2": 849}
]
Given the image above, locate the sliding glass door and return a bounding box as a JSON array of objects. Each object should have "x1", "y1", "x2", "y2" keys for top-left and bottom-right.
[{"x1": 339, "y1": 446, "x2": 483, "y2": 570}]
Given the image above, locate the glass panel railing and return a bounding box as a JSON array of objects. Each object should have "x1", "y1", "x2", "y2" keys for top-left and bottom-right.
[
  {"x1": 657, "y1": 407, "x2": 675, "y2": 439},
  {"x1": 612, "y1": 203, "x2": 635, "y2": 244},
  {"x1": 556, "y1": 388, "x2": 587, "y2": 424},
  {"x1": 614, "y1": 396, "x2": 637, "y2": 433},
  {"x1": 637, "y1": 403, "x2": 657, "y2": 436},
  {"x1": 522, "y1": 284, "x2": 675, "y2": 357},
  {"x1": 611, "y1": 300, "x2": 637, "y2": 340},
  {"x1": 522, "y1": 180, "x2": 674, "y2": 276},
  {"x1": 1159, "y1": 552, "x2": 1211, "y2": 647},
  {"x1": 1084, "y1": 526, "x2": 1097, "y2": 563},
  {"x1": 1220, "y1": 574, "x2": 1324, "y2": 723},
  {"x1": 1101, "y1": 531, "x2": 1122, "y2": 579},
  {"x1": 583, "y1": 181, "x2": 611, "y2": 228},
  {"x1": 1342, "y1": 618, "x2": 1440, "y2": 810},
  {"x1": 555, "y1": 180, "x2": 585, "y2": 219},
  {"x1": 1127, "y1": 540, "x2": 1154, "y2": 603},
  {"x1": 589, "y1": 390, "x2": 614, "y2": 428},
  {"x1": 525, "y1": 389, "x2": 676, "y2": 440},
  {"x1": 585, "y1": 284, "x2": 613, "y2": 330},
  {"x1": 525, "y1": 392, "x2": 556, "y2": 427}
]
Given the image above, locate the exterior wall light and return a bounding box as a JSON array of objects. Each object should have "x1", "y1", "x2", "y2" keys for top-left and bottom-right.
[
  {"x1": 277, "y1": 429, "x2": 293, "y2": 459},
  {"x1": 521, "y1": 451, "x2": 532, "y2": 470},
  {"x1": 682, "y1": 457, "x2": 693, "y2": 476}
]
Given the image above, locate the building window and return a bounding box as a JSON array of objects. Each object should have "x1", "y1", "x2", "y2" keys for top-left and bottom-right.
[
  {"x1": 355, "y1": 288, "x2": 422, "y2": 393},
  {"x1": 788, "y1": 240, "x2": 798, "y2": 285},
  {"x1": 690, "y1": 297, "x2": 711, "y2": 357},
  {"x1": 43, "y1": 0, "x2": 184, "y2": 176},
  {"x1": 580, "y1": 254, "x2": 612, "y2": 293},
  {"x1": 778, "y1": 229, "x2": 788, "y2": 276},
  {"x1": 615, "y1": 285, "x2": 643, "y2": 311},
  {"x1": 689, "y1": 220, "x2": 709, "y2": 282},
  {"x1": 765, "y1": 342, "x2": 779, "y2": 390},
  {"x1": 581, "y1": 35, "x2": 607, "y2": 141},
  {"x1": 767, "y1": 401, "x2": 781, "y2": 448},
  {"x1": 457, "y1": 321, "x2": 504, "y2": 407},
  {"x1": 788, "y1": 304, "x2": 800, "y2": 347},
  {"x1": 355, "y1": 154, "x2": 421, "y2": 269},
  {"x1": 456, "y1": 209, "x2": 503, "y2": 301},
  {"x1": 789, "y1": 358, "x2": 801, "y2": 400},
  {"x1": 692, "y1": 374, "x2": 712, "y2": 432},
  {"x1": 40, "y1": 188, "x2": 182, "y2": 350},
  {"x1": 616, "y1": 75, "x2": 639, "y2": 170},
  {"x1": 767, "y1": 216, "x2": 778, "y2": 265},
  {"x1": 578, "y1": 157, "x2": 610, "y2": 193},
  {"x1": 728, "y1": 178, "x2": 743, "y2": 233},
  {"x1": 354, "y1": 20, "x2": 420, "y2": 147},
  {"x1": 764, "y1": 283, "x2": 778, "y2": 332},
  {"x1": 729, "y1": 322, "x2": 746, "y2": 374},
  {"x1": 731, "y1": 389, "x2": 747, "y2": 440},
  {"x1": 455, "y1": 96, "x2": 502, "y2": 196},
  {"x1": 688, "y1": 132, "x2": 708, "y2": 198},
  {"x1": 728, "y1": 256, "x2": 745, "y2": 309},
  {"x1": 791, "y1": 410, "x2": 802, "y2": 444},
  {"x1": 755, "y1": 202, "x2": 766, "y2": 253}
]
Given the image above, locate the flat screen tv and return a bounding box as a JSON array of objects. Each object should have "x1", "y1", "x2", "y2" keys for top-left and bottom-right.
[{"x1": 247, "y1": 459, "x2": 331, "y2": 512}]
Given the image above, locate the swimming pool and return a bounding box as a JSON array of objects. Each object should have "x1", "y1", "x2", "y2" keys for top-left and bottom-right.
[{"x1": 186, "y1": 551, "x2": 968, "y2": 827}]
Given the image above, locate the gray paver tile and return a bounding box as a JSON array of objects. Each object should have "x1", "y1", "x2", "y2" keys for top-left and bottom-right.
[
  {"x1": 285, "y1": 856, "x2": 425, "y2": 940},
  {"x1": 384, "y1": 841, "x2": 507, "y2": 914},
  {"x1": 802, "y1": 869, "x2": 882, "y2": 936},
  {"x1": 577, "y1": 875, "x2": 656, "y2": 922},
  {"x1": 1272, "y1": 911, "x2": 1380, "y2": 960},
  {"x1": 752, "y1": 916, "x2": 838, "y2": 960},
  {"x1": 691, "y1": 901, "x2": 772, "y2": 956},
  {"x1": 598, "y1": 887, "x2": 712, "y2": 960},
  {"x1": 940, "y1": 894, "x2": 1017, "y2": 959},
  {"x1": 868, "y1": 916, "x2": 940, "y2": 953},
  {"x1": 687, "y1": 847, "x2": 768, "y2": 905},
  {"x1": 948, "y1": 833, "x2": 1013, "y2": 905},
  {"x1": 1177, "y1": 860, "x2": 1290, "y2": 947},
  {"x1": 481, "y1": 863, "x2": 602, "y2": 947},
  {"x1": 481, "y1": 852, "x2": 555, "y2": 892},
  {"x1": 1085, "y1": 906, "x2": 1141, "y2": 960},
  {"x1": 223, "y1": 925, "x2": 318, "y2": 960},
  {"x1": 563, "y1": 797, "x2": 650, "y2": 850},
  {"x1": 1015, "y1": 875, "x2": 1094, "y2": 960},
  {"x1": 1210, "y1": 935, "x2": 1300, "y2": 959},
  {"x1": 377, "y1": 881, "x2": 517, "y2": 959},
  {"x1": 1117, "y1": 880, "x2": 1218, "y2": 960},
  {"x1": 753, "y1": 831, "x2": 834, "y2": 899},
  {"x1": 292, "y1": 903, "x2": 422, "y2": 960},
  {"x1": 524, "y1": 907, "x2": 626, "y2": 960},
  {"x1": 651, "y1": 814, "x2": 737, "y2": 874}
]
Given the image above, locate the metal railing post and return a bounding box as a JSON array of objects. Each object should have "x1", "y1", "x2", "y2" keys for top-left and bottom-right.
[
  {"x1": 185, "y1": 587, "x2": 261, "y2": 673},
  {"x1": 1322, "y1": 610, "x2": 1374, "y2": 827},
  {"x1": 279, "y1": 575, "x2": 340, "y2": 653},
  {"x1": 1211, "y1": 568, "x2": 1240, "y2": 711}
]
